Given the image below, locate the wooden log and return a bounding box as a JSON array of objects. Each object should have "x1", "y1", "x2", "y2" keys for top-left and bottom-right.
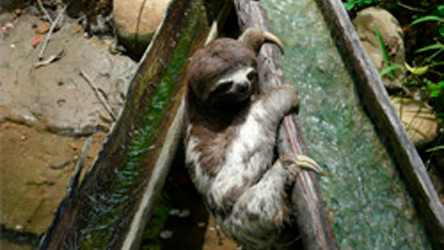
[
  {"x1": 313, "y1": 0, "x2": 444, "y2": 248},
  {"x1": 39, "y1": 0, "x2": 211, "y2": 249},
  {"x1": 233, "y1": 1, "x2": 339, "y2": 249}
]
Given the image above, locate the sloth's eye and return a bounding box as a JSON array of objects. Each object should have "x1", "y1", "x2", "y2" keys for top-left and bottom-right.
[
  {"x1": 214, "y1": 81, "x2": 233, "y2": 93},
  {"x1": 247, "y1": 71, "x2": 258, "y2": 81}
]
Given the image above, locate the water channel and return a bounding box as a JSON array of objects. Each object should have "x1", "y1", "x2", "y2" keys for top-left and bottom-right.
[{"x1": 262, "y1": 0, "x2": 431, "y2": 248}]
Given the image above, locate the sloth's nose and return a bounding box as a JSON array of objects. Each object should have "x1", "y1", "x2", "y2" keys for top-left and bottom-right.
[{"x1": 236, "y1": 81, "x2": 250, "y2": 93}]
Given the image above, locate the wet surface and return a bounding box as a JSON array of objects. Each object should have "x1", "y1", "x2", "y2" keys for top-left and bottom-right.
[
  {"x1": 1, "y1": 9, "x2": 135, "y2": 249},
  {"x1": 0, "y1": 14, "x2": 136, "y2": 136},
  {"x1": 0, "y1": 122, "x2": 106, "y2": 245},
  {"x1": 262, "y1": 0, "x2": 431, "y2": 248}
]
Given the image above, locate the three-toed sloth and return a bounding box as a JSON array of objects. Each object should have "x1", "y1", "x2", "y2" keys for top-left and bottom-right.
[{"x1": 184, "y1": 27, "x2": 322, "y2": 249}]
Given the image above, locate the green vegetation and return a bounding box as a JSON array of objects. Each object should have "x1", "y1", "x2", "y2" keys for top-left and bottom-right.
[
  {"x1": 344, "y1": 0, "x2": 378, "y2": 10},
  {"x1": 344, "y1": 0, "x2": 444, "y2": 184},
  {"x1": 409, "y1": 5, "x2": 444, "y2": 122},
  {"x1": 344, "y1": 0, "x2": 441, "y2": 12},
  {"x1": 141, "y1": 194, "x2": 172, "y2": 250}
]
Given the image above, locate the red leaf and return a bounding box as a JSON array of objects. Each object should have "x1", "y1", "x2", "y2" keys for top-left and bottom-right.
[{"x1": 31, "y1": 35, "x2": 43, "y2": 47}]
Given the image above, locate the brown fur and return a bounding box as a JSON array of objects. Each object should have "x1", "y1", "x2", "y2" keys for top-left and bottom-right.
[{"x1": 183, "y1": 31, "x2": 310, "y2": 249}]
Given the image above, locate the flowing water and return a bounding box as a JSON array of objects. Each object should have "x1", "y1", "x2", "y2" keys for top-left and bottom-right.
[{"x1": 262, "y1": 0, "x2": 431, "y2": 248}]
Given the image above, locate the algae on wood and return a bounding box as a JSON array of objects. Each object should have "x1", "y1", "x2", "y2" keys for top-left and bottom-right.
[{"x1": 40, "y1": 0, "x2": 210, "y2": 249}]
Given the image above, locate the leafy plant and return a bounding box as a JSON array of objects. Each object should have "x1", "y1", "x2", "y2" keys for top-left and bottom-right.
[
  {"x1": 410, "y1": 5, "x2": 444, "y2": 108},
  {"x1": 426, "y1": 80, "x2": 444, "y2": 98},
  {"x1": 344, "y1": 0, "x2": 379, "y2": 10},
  {"x1": 379, "y1": 5, "x2": 444, "y2": 98},
  {"x1": 375, "y1": 31, "x2": 402, "y2": 78},
  {"x1": 377, "y1": 4, "x2": 444, "y2": 150},
  {"x1": 411, "y1": 6, "x2": 444, "y2": 57}
]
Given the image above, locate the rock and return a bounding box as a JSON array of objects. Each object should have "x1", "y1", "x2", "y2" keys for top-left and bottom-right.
[
  {"x1": 0, "y1": 122, "x2": 105, "y2": 234},
  {"x1": 0, "y1": 13, "x2": 133, "y2": 239},
  {"x1": 391, "y1": 97, "x2": 439, "y2": 147},
  {"x1": 113, "y1": 0, "x2": 171, "y2": 56},
  {"x1": 159, "y1": 230, "x2": 174, "y2": 239},
  {"x1": 0, "y1": 15, "x2": 137, "y2": 136},
  {"x1": 353, "y1": 7, "x2": 406, "y2": 89}
]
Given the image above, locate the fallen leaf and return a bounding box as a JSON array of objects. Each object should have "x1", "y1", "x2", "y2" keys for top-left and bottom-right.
[
  {"x1": 31, "y1": 35, "x2": 43, "y2": 47},
  {"x1": 405, "y1": 62, "x2": 429, "y2": 76},
  {"x1": 35, "y1": 22, "x2": 50, "y2": 35}
]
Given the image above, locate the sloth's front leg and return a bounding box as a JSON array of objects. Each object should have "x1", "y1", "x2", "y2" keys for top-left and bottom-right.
[{"x1": 254, "y1": 84, "x2": 300, "y2": 131}]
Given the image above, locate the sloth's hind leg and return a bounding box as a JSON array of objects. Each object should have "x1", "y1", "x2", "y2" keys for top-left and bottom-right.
[
  {"x1": 225, "y1": 155, "x2": 322, "y2": 248},
  {"x1": 226, "y1": 161, "x2": 292, "y2": 246}
]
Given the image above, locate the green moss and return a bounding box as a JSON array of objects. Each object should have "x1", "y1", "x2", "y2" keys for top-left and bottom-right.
[
  {"x1": 76, "y1": 0, "x2": 208, "y2": 248},
  {"x1": 141, "y1": 194, "x2": 172, "y2": 248}
]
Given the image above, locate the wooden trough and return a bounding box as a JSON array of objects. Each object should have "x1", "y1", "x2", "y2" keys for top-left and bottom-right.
[
  {"x1": 314, "y1": 0, "x2": 444, "y2": 248},
  {"x1": 40, "y1": 0, "x2": 214, "y2": 249},
  {"x1": 39, "y1": 0, "x2": 443, "y2": 249}
]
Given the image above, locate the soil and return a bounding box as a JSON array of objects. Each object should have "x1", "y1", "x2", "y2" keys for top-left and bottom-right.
[
  {"x1": 0, "y1": 14, "x2": 136, "y2": 135},
  {"x1": 0, "y1": 122, "x2": 107, "y2": 248},
  {"x1": 1, "y1": 2, "x2": 136, "y2": 248},
  {"x1": 1, "y1": 2, "x2": 237, "y2": 250}
]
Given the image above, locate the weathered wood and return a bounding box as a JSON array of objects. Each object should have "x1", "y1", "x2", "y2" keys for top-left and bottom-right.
[
  {"x1": 314, "y1": 0, "x2": 444, "y2": 248},
  {"x1": 39, "y1": 0, "x2": 210, "y2": 249},
  {"x1": 234, "y1": 1, "x2": 339, "y2": 249}
]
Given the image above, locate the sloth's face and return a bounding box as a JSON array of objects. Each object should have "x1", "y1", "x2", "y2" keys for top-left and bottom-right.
[
  {"x1": 186, "y1": 38, "x2": 258, "y2": 113},
  {"x1": 208, "y1": 66, "x2": 258, "y2": 105}
]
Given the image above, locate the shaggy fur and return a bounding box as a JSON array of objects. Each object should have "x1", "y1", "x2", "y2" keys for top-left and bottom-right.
[{"x1": 184, "y1": 29, "x2": 320, "y2": 249}]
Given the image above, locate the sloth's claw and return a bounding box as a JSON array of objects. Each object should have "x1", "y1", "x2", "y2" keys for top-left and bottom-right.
[
  {"x1": 280, "y1": 154, "x2": 323, "y2": 178},
  {"x1": 238, "y1": 27, "x2": 284, "y2": 54}
]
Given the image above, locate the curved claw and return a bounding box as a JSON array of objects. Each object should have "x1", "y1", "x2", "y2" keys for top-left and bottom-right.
[
  {"x1": 280, "y1": 154, "x2": 324, "y2": 177},
  {"x1": 263, "y1": 31, "x2": 284, "y2": 54},
  {"x1": 238, "y1": 27, "x2": 284, "y2": 54}
]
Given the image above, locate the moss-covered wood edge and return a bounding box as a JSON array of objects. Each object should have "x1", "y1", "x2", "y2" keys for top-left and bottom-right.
[
  {"x1": 314, "y1": 0, "x2": 444, "y2": 249},
  {"x1": 39, "y1": 0, "x2": 210, "y2": 249}
]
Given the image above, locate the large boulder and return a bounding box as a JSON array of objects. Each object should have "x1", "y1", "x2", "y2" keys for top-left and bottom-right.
[
  {"x1": 113, "y1": 0, "x2": 171, "y2": 56},
  {"x1": 353, "y1": 7, "x2": 406, "y2": 89}
]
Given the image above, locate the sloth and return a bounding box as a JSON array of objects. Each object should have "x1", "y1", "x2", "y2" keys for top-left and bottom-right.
[{"x1": 184, "y1": 27, "x2": 322, "y2": 249}]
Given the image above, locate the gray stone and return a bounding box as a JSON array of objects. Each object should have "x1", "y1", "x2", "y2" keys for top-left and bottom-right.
[
  {"x1": 113, "y1": 0, "x2": 171, "y2": 55},
  {"x1": 353, "y1": 7, "x2": 406, "y2": 89},
  {"x1": 0, "y1": 15, "x2": 137, "y2": 135},
  {"x1": 391, "y1": 97, "x2": 439, "y2": 147}
]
